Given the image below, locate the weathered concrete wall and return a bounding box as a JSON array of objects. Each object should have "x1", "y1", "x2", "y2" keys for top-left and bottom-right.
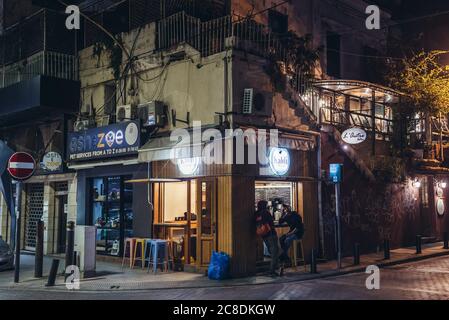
[{"x1": 79, "y1": 22, "x2": 227, "y2": 130}]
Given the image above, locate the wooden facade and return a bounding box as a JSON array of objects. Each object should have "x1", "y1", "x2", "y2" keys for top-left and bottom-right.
[{"x1": 149, "y1": 141, "x2": 319, "y2": 277}]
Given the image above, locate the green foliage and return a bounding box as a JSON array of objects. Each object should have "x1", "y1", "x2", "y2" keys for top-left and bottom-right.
[
  {"x1": 387, "y1": 50, "x2": 449, "y2": 116},
  {"x1": 92, "y1": 35, "x2": 124, "y2": 80}
]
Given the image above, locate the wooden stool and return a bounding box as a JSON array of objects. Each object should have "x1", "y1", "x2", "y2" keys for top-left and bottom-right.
[
  {"x1": 291, "y1": 239, "x2": 307, "y2": 272},
  {"x1": 133, "y1": 238, "x2": 146, "y2": 269},
  {"x1": 122, "y1": 238, "x2": 136, "y2": 268}
]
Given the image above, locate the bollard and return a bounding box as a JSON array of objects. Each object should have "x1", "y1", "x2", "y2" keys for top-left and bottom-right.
[
  {"x1": 444, "y1": 232, "x2": 449, "y2": 250},
  {"x1": 353, "y1": 243, "x2": 360, "y2": 265},
  {"x1": 65, "y1": 221, "x2": 75, "y2": 269},
  {"x1": 310, "y1": 249, "x2": 318, "y2": 274},
  {"x1": 416, "y1": 235, "x2": 422, "y2": 254},
  {"x1": 34, "y1": 220, "x2": 44, "y2": 278},
  {"x1": 46, "y1": 259, "x2": 60, "y2": 287},
  {"x1": 384, "y1": 239, "x2": 390, "y2": 260}
]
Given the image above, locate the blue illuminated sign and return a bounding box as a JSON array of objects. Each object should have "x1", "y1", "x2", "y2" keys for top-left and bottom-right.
[
  {"x1": 68, "y1": 121, "x2": 140, "y2": 161},
  {"x1": 329, "y1": 164, "x2": 343, "y2": 183}
]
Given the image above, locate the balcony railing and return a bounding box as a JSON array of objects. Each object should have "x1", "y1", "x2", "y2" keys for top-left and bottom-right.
[
  {"x1": 157, "y1": 11, "x2": 288, "y2": 60},
  {"x1": 320, "y1": 107, "x2": 395, "y2": 141},
  {"x1": 0, "y1": 9, "x2": 76, "y2": 66},
  {"x1": 0, "y1": 51, "x2": 78, "y2": 89}
]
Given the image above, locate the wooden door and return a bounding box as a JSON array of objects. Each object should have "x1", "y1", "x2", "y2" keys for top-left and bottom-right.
[{"x1": 196, "y1": 178, "x2": 217, "y2": 266}]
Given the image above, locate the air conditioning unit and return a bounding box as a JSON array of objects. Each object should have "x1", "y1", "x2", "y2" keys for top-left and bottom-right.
[
  {"x1": 242, "y1": 88, "x2": 273, "y2": 117},
  {"x1": 116, "y1": 104, "x2": 137, "y2": 122},
  {"x1": 74, "y1": 119, "x2": 95, "y2": 132},
  {"x1": 243, "y1": 88, "x2": 254, "y2": 114},
  {"x1": 138, "y1": 101, "x2": 167, "y2": 128}
]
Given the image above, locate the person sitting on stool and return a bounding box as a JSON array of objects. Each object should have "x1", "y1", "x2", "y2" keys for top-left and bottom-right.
[{"x1": 279, "y1": 205, "x2": 304, "y2": 263}]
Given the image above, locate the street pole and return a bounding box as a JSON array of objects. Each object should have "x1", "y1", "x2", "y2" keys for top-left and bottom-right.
[
  {"x1": 335, "y1": 182, "x2": 342, "y2": 269},
  {"x1": 14, "y1": 181, "x2": 22, "y2": 283}
]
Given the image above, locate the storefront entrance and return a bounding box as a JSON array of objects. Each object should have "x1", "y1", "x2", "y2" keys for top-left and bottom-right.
[
  {"x1": 56, "y1": 194, "x2": 68, "y2": 254},
  {"x1": 153, "y1": 178, "x2": 216, "y2": 269},
  {"x1": 255, "y1": 181, "x2": 304, "y2": 266},
  {"x1": 89, "y1": 176, "x2": 134, "y2": 256}
]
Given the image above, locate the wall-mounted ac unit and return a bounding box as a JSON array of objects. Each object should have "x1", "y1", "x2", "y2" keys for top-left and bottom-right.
[
  {"x1": 138, "y1": 101, "x2": 167, "y2": 128},
  {"x1": 74, "y1": 119, "x2": 95, "y2": 132},
  {"x1": 116, "y1": 104, "x2": 137, "y2": 122},
  {"x1": 242, "y1": 88, "x2": 273, "y2": 117}
]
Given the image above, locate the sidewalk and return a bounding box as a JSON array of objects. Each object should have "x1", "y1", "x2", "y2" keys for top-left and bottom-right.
[{"x1": 1, "y1": 242, "x2": 448, "y2": 292}]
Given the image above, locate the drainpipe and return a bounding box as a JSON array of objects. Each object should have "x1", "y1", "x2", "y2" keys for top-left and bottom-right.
[
  {"x1": 223, "y1": 52, "x2": 230, "y2": 127},
  {"x1": 317, "y1": 133, "x2": 325, "y2": 258}
]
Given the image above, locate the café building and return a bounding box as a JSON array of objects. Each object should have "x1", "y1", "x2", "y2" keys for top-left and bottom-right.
[{"x1": 138, "y1": 127, "x2": 320, "y2": 277}]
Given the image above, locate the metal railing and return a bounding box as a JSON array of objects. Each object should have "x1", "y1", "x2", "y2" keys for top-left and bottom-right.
[
  {"x1": 0, "y1": 51, "x2": 78, "y2": 89},
  {"x1": 0, "y1": 9, "x2": 76, "y2": 66},
  {"x1": 320, "y1": 107, "x2": 394, "y2": 140},
  {"x1": 157, "y1": 11, "x2": 289, "y2": 60}
]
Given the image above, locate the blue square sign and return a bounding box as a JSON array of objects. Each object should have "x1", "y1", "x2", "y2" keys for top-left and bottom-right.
[{"x1": 329, "y1": 164, "x2": 343, "y2": 183}]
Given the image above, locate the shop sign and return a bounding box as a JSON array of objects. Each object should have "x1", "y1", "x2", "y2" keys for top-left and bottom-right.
[
  {"x1": 342, "y1": 128, "x2": 367, "y2": 145},
  {"x1": 329, "y1": 163, "x2": 343, "y2": 183},
  {"x1": 269, "y1": 147, "x2": 290, "y2": 176},
  {"x1": 177, "y1": 157, "x2": 201, "y2": 175},
  {"x1": 68, "y1": 121, "x2": 140, "y2": 161},
  {"x1": 41, "y1": 152, "x2": 63, "y2": 173},
  {"x1": 436, "y1": 186, "x2": 445, "y2": 216}
]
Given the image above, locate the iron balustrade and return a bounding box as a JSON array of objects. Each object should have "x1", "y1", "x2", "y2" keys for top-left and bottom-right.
[
  {"x1": 0, "y1": 51, "x2": 78, "y2": 89},
  {"x1": 320, "y1": 107, "x2": 395, "y2": 141},
  {"x1": 157, "y1": 11, "x2": 289, "y2": 61}
]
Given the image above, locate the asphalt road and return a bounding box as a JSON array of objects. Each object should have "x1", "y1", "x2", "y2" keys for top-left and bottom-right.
[{"x1": 1, "y1": 255, "x2": 449, "y2": 300}]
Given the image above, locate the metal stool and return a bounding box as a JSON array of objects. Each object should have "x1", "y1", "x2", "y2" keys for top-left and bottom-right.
[
  {"x1": 122, "y1": 238, "x2": 136, "y2": 269},
  {"x1": 147, "y1": 240, "x2": 174, "y2": 273},
  {"x1": 133, "y1": 238, "x2": 146, "y2": 269},
  {"x1": 292, "y1": 239, "x2": 307, "y2": 272}
]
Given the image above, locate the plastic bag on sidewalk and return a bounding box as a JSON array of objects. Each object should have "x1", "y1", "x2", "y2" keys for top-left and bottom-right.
[{"x1": 208, "y1": 251, "x2": 230, "y2": 280}]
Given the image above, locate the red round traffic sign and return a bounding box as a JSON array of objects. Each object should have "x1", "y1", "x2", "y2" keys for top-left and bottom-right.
[{"x1": 7, "y1": 152, "x2": 36, "y2": 181}]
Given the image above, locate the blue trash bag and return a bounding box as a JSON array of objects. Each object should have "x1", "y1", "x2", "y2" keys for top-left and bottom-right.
[{"x1": 208, "y1": 251, "x2": 230, "y2": 280}]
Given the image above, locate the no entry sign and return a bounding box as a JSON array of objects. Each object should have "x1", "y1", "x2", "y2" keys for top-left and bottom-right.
[{"x1": 7, "y1": 152, "x2": 36, "y2": 181}]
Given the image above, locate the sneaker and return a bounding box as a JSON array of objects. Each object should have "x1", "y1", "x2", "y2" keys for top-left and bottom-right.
[{"x1": 279, "y1": 267, "x2": 284, "y2": 277}]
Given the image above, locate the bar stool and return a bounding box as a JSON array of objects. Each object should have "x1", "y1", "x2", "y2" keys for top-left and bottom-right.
[
  {"x1": 122, "y1": 237, "x2": 136, "y2": 269},
  {"x1": 144, "y1": 238, "x2": 154, "y2": 268},
  {"x1": 133, "y1": 238, "x2": 147, "y2": 269},
  {"x1": 147, "y1": 240, "x2": 174, "y2": 273},
  {"x1": 291, "y1": 239, "x2": 307, "y2": 272}
]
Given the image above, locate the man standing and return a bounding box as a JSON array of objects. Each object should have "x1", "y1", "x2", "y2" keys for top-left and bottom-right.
[{"x1": 255, "y1": 200, "x2": 281, "y2": 277}]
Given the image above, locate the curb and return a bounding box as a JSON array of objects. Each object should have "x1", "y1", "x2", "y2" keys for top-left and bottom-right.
[{"x1": 1, "y1": 249, "x2": 449, "y2": 293}]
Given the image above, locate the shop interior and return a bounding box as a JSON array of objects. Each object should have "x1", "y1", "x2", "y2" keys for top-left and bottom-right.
[
  {"x1": 152, "y1": 178, "x2": 215, "y2": 268},
  {"x1": 255, "y1": 181, "x2": 304, "y2": 265}
]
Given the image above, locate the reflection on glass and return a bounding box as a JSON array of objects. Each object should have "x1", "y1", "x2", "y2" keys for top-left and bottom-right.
[{"x1": 92, "y1": 176, "x2": 133, "y2": 256}]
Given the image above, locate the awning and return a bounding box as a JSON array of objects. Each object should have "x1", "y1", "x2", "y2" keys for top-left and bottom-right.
[
  {"x1": 312, "y1": 79, "x2": 403, "y2": 104},
  {"x1": 138, "y1": 135, "x2": 205, "y2": 163}
]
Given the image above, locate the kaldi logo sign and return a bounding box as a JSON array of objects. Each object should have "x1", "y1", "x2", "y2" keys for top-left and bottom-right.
[
  {"x1": 342, "y1": 128, "x2": 367, "y2": 145},
  {"x1": 269, "y1": 147, "x2": 290, "y2": 176},
  {"x1": 7, "y1": 152, "x2": 36, "y2": 181}
]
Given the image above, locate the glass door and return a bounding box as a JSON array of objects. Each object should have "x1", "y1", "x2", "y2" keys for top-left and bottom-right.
[
  {"x1": 196, "y1": 178, "x2": 216, "y2": 266},
  {"x1": 91, "y1": 176, "x2": 133, "y2": 256}
]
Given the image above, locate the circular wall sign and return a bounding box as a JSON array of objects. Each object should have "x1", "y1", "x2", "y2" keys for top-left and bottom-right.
[
  {"x1": 7, "y1": 152, "x2": 36, "y2": 181},
  {"x1": 42, "y1": 152, "x2": 63, "y2": 172},
  {"x1": 269, "y1": 147, "x2": 290, "y2": 176},
  {"x1": 437, "y1": 198, "x2": 445, "y2": 216},
  {"x1": 341, "y1": 128, "x2": 367, "y2": 145},
  {"x1": 125, "y1": 122, "x2": 139, "y2": 146},
  {"x1": 177, "y1": 157, "x2": 200, "y2": 175}
]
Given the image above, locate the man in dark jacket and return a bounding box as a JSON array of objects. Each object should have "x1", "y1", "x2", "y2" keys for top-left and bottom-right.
[
  {"x1": 279, "y1": 205, "x2": 304, "y2": 262},
  {"x1": 255, "y1": 200, "x2": 280, "y2": 277}
]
